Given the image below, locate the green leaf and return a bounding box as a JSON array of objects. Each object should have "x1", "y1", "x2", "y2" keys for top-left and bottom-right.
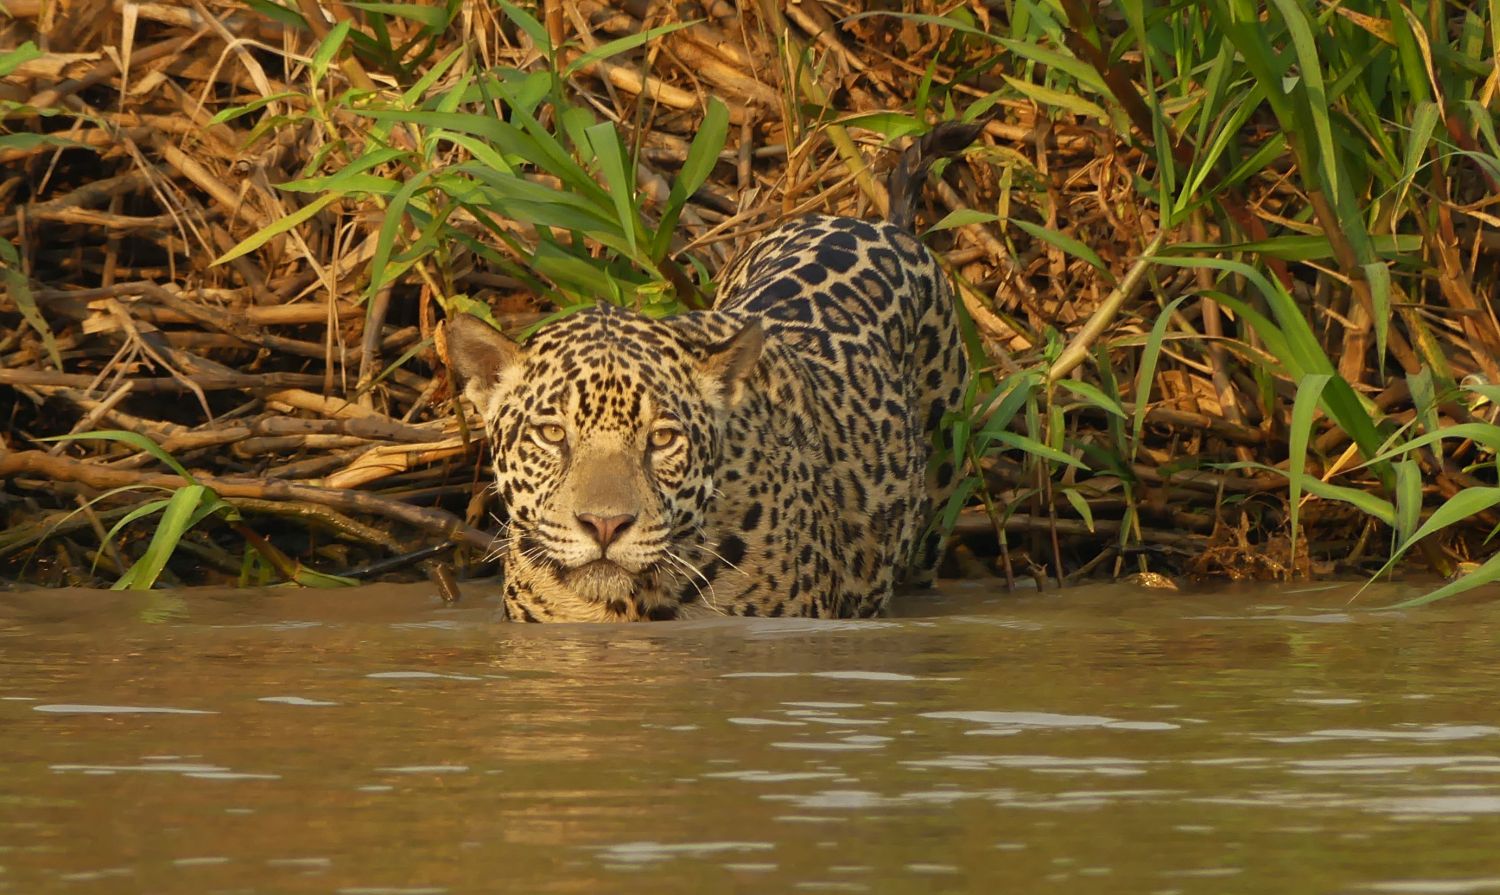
[
  {"x1": 1385, "y1": 551, "x2": 1500, "y2": 609},
  {"x1": 0, "y1": 133, "x2": 87, "y2": 152},
  {"x1": 654, "y1": 97, "x2": 728, "y2": 262},
  {"x1": 937, "y1": 476, "x2": 982, "y2": 536},
  {"x1": 562, "y1": 20, "x2": 695, "y2": 77},
  {"x1": 1062, "y1": 488, "x2": 1096, "y2": 532},
  {"x1": 981, "y1": 430, "x2": 1086, "y2": 469},
  {"x1": 281, "y1": 172, "x2": 397, "y2": 195},
  {"x1": 291, "y1": 565, "x2": 360, "y2": 587},
  {"x1": 113, "y1": 485, "x2": 207, "y2": 591},
  {"x1": 1171, "y1": 233, "x2": 1421, "y2": 262},
  {"x1": 1132, "y1": 295, "x2": 1192, "y2": 456},
  {"x1": 1362, "y1": 261, "x2": 1391, "y2": 375},
  {"x1": 1394, "y1": 457, "x2": 1422, "y2": 546},
  {"x1": 403, "y1": 47, "x2": 466, "y2": 108},
  {"x1": 43, "y1": 430, "x2": 197, "y2": 481},
  {"x1": 310, "y1": 19, "x2": 352, "y2": 81},
  {"x1": 1400, "y1": 101, "x2": 1440, "y2": 196},
  {"x1": 213, "y1": 192, "x2": 342, "y2": 265},
  {"x1": 242, "y1": 0, "x2": 306, "y2": 30},
  {"x1": 1298, "y1": 477, "x2": 1396, "y2": 527},
  {"x1": 977, "y1": 372, "x2": 1040, "y2": 439},
  {"x1": 461, "y1": 164, "x2": 618, "y2": 234},
  {"x1": 427, "y1": 132, "x2": 515, "y2": 175},
  {"x1": 991, "y1": 36, "x2": 1110, "y2": 95},
  {"x1": 831, "y1": 110, "x2": 928, "y2": 139},
  {"x1": 0, "y1": 41, "x2": 41, "y2": 77},
  {"x1": 346, "y1": 1, "x2": 455, "y2": 31},
  {"x1": 280, "y1": 147, "x2": 410, "y2": 192},
  {"x1": 1364, "y1": 422, "x2": 1500, "y2": 465},
  {"x1": 100, "y1": 496, "x2": 174, "y2": 571},
  {"x1": 1001, "y1": 74, "x2": 1108, "y2": 122},
  {"x1": 1056, "y1": 379, "x2": 1125, "y2": 418},
  {"x1": 1462, "y1": 383, "x2": 1500, "y2": 407},
  {"x1": 208, "y1": 91, "x2": 303, "y2": 125},
  {"x1": 1396, "y1": 488, "x2": 1500, "y2": 566},
  {"x1": 1287, "y1": 373, "x2": 1332, "y2": 571},
  {"x1": 1408, "y1": 367, "x2": 1439, "y2": 433},
  {"x1": 1011, "y1": 219, "x2": 1113, "y2": 282},
  {"x1": 532, "y1": 241, "x2": 624, "y2": 298},
  {"x1": 1268, "y1": 0, "x2": 1338, "y2": 199},
  {"x1": 584, "y1": 121, "x2": 638, "y2": 256},
  {"x1": 493, "y1": 0, "x2": 551, "y2": 53},
  {"x1": 2, "y1": 260, "x2": 62, "y2": 369},
  {"x1": 926, "y1": 208, "x2": 999, "y2": 233}
]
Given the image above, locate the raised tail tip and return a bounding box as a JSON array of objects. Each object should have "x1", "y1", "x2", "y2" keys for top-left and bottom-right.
[{"x1": 887, "y1": 119, "x2": 990, "y2": 231}]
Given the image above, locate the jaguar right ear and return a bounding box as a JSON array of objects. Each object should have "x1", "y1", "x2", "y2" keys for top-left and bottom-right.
[
  {"x1": 697, "y1": 321, "x2": 764, "y2": 411},
  {"x1": 445, "y1": 313, "x2": 524, "y2": 412}
]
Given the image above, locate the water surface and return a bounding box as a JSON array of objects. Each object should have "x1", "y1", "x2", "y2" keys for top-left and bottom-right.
[{"x1": 3, "y1": 580, "x2": 1499, "y2": 893}]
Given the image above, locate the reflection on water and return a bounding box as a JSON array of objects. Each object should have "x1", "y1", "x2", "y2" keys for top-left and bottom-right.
[{"x1": 2, "y1": 580, "x2": 1499, "y2": 894}]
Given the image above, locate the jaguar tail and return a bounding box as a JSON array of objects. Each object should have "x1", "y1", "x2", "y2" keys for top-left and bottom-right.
[{"x1": 887, "y1": 119, "x2": 989, "y2": 232}]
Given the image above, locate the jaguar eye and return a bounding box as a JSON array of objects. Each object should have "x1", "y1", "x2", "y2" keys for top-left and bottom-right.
[
  {"x1": 535, "y1": 423, "x2": 567, "y2": 445},
  {"x1": 648, "y1": 427, "x2": 681, "y2": 450}
]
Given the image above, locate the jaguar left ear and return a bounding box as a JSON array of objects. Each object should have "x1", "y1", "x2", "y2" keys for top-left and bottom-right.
[{"x1": 698, "y1": 321, "x2": 763, "y2": 410}]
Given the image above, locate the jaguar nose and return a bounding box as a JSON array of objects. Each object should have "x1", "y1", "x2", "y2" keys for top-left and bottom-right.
[{"x1": 576, "y1": 512, "x2": 636, "y2": 548}]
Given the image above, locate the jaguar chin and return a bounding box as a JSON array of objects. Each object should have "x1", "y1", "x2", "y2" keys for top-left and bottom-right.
[{"x1": 562, "y1": 559, "x2": 640, "y2": 605}]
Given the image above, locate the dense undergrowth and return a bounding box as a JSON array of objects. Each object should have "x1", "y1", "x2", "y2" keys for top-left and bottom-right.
[{"x1": 1, "y1": 0, "x2": 1498, "y2": 606}]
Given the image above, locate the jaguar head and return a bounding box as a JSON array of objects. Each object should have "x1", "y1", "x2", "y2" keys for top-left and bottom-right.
[{"x1": 446, "y1": 305, "x2": 762, "y2": 621}]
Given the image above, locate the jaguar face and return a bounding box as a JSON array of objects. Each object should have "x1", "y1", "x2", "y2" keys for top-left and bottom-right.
[{"x1": 446, "y1": 305, "x2": 761, "y2": 618}]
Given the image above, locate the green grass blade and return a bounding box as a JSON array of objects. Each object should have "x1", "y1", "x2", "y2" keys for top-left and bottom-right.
[
  {"x1": 346, "y1": 1, "x2": 454, "y2": 31},
  {"x1": 0, "y1": 41, "x2": 41, "y2": 76},
  {"x1": 562, "y1": 21, "x2": 695, "y2": 78},
  {"x1": 583, "y1": 122, "x2": 638, "y2": 256},
  {"x1": 978, "y1": 372, "x2": 1041, "y2": 437},
  {"x1": 1062, "y1": 487, "x2": 1096, "y2": 532},
  {"x1": 926, "y1": 209, "x2": 999, "y2": 233},
  {"x1": 402, "y1": 46, "x2": 464, "y2": 107},
  {"x1": 829, "y1": 110, "x2": 927, "y2": 139},
  {"x1": 310, "y1": 19, "x2": 351, "y2": 81},
  {"x1": 1287, "y1": 373, "x2": 1332, "y2": 572},
  {"x1": 43, "y1": 430, "x2": 197, "y2": 481},
  {"x1": 1131, "y1": 294, "x2": 1192, "y2": 455},
  {"x1": 1010, "y1": 219, "x2": 1114, "y2": 282},
  {"x1": 1268, "y1": 0, "x2": 1338, "y2": 199},
  {"x1": 213, "y1": 192, "x2": 341, "y2": 266},
  {"x1": 1394, "y1": 457, "x2": 1422, "y2": 546},
  {"x1": 1374, "y1": 487, "x2": 1500, "y2": 584},
  {"x1": 1362, "y1": 260, "x2": 1392, "y2": 379},
  {"x1": 290, "y1": 566, "x2": 360, "y2": 587},
  {"x1": 113, "y1": 485, "x2": 207, "y2": 591},
  {"x1": 493, "y1": 0, "x2": 551, "y2": 54},
  {"x1": 1001, "y1": 74, "x2": 1108, "y2": 123},
  {"x1": 1, "y1": 246, "x2": 61, "y2": 368},
  {"x1": 653, "y1": 97, "x2": 728, "y2": 262},
  {"x1": 100, "y1": 497, "x2": 174, "y2": 569},
  {"x1": 1364, "y1": 422, "x2": 1500, "y2": 465},
  {"x1": 208, "y1": 92, "x2": 304, "y2": 125},
  {"x1": 1384, "y1": 552, "x2": 1500, "y2": 609},
  {"x1": 1056, "y1": 379, "x2": 1126, "y2": 418},
  {"x1": 1298, "y1": 477, "x2": 1397, "y2": 527},
  {"x1": 982, "y1": 430, "x2": 1087, "y2": 470}
]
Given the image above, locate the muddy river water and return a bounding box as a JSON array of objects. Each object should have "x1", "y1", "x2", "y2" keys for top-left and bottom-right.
[{"x1": 3, "y1": 580, "x2": 1499, "y2": 894}]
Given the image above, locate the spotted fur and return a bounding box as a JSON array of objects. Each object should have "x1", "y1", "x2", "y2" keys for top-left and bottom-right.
[{"x1": 448, "y1": 216, "x2": 969, "y2": 622}]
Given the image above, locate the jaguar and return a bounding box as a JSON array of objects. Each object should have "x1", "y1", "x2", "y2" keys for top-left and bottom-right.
[{"x1": 446, "y1": 126, "x2": 977, "y2": 622}]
